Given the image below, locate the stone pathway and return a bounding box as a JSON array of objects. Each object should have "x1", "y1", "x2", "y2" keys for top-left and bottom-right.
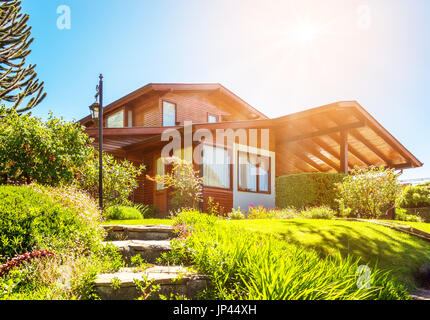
[
  {"x1": 410, "y1": 289, "x2": 430, "y2": 300},
  {"x1": 94, "y1": 224, "x2": 207, "y2": 300}
]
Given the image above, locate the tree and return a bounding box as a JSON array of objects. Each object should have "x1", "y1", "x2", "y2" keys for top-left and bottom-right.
[
  {"x1": 0, "y1": 0, "x2": 46, "y2": 112},
  {"x1": 146, "y1": 157, "x2": 203, "y2": 210},
  {"x1": 335, "y1": 166, "x2": 401, "y2": 219}
]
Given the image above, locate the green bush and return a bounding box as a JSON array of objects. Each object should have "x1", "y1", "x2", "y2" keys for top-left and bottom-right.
[
  {"x1": 161, "y1": 209, "x2": 409, "y2": 300},
  {"x1": 105, "y1": 205, "x2": 143, "y2": 220},
  {"x1": 0, "y1": 185, "x2": 104, "y2": 261},
  {"x1": 394, "y1": 208, "x2": 423, "y2": 222},
  {"x1": 301, "y1": 206, "x2": 336, "y2": 219},
  {"x1": 76, "y1": 152, "x2": 145, "y2": 207},
  {"x1": 133, "y1": 203, "x2": 159, "y2": 218},
  {"x1": 336, "y1": 167, "x2": 400, "y2": 219},
  {"x1": 276, "y1": 172, "x2": 346, "y2": 209},
  {"x1": 0, "y1": 107, "x2": 93, "y2": 185},
  {"x1": 396, "y1": 185, "x2": 430, "y2": 209}
]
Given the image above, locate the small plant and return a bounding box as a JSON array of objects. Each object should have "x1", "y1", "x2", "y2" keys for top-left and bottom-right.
[
  {"x1": 110, "y1": 277, "x2": 121, "y2": 291},
  {"x1": 133, "y1": 204, "x2": 159, "y2": 218},
  {"x1": 134, "y1": 274, "x2": 161, "y2": 300},
  {"x1": 105, "y1": 205, "x2": 143, "y2": 220},
  {"x1": 228, "y1": 207, "x2": 245, "y2": 220}
]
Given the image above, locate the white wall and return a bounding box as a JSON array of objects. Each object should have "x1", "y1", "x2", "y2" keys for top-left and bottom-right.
[{"x1": 232, "y1": 144, "x2": 276, "y2": 210}]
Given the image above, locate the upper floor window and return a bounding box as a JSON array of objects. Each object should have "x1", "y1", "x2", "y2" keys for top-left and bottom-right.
[
  {"x1": 162, "y1": 101, "x2": 176, "y2": 126},
  {"x1": 238, "y1": 151, "x2": 270, "y2": 193},
  {"x1": 106, "y1": 110, "x2": 124, "y2": 128},
  {"x1": 208, "y1": 114, "x2": 218, "y2": 123}
]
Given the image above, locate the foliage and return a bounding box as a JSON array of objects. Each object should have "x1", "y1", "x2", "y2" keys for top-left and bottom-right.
[
  {"x1": 0, "y1": 185, "x2": 104, "y2": 260},
  {"x1": 161, "y1": 209, "x2": 410, "y2": 300},
  {"x1": 0, "y1": 107, "x2": 93, "y2": 185},
  {"x1": 396, "y1": 184, "x2": 430, "y2": 209},
  {"x1": 105, "y1": 205, "x2": 143, "y2": 220},
  {"x1": 133, "y1": 203, "x2": 159, "y2": 219},
  {"x1": 206, "y1": 197, "x2": 225, "y2": 217},
  {"x1": 0, "y1": 250, "x2": 55, "y2": 277},
  {"x1": 335, "y1": 166, "x2": 401, "y2": 219},
  {"x1": 394, "y1": 208, "x2": 423, "y2": 222},
  {"x1": 300, "y1": 206, "x2": 336, "y2": 219},
  {"x1": 276, "y1": 172, "x2": 346, "y2": 209},
  {"x1": 0, "y1": 0, "x2": 46, "y2": 112},
  {"x1": 228, "y1": 207, "x2": 245, "y2": 220},
  {"x1": 76, "y1": 151, "x2": 145, "y2": 207},
  {"x1": 246, "y1": 205, "x2": 298, "y2": 219},
  {"x1": 146, "y1": 156, "x2": 203, "y2": 210}
]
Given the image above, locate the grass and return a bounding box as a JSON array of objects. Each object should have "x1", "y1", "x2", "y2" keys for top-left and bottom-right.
[
  {"x1": 163, "y1": 210, "x2": 411, "y2": 300},
  {"x1": 227, "y1": 218, "x2": 430, "y2": 289},
  {"x1": 381, "y1": 220, "x2": 430, "y2": 234},
  {"x1": 102, "y1": 218, "x2": 174, "y2": 226}
]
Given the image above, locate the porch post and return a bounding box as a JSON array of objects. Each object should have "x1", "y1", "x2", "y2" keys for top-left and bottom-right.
[{"x1": 340, "y1": 130, "x2": 348, "y2": 174}]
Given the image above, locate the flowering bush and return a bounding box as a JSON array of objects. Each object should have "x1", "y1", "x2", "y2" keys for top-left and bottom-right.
[{"x1": 0, "y1": 250, "x2": 55, "y2": 277}]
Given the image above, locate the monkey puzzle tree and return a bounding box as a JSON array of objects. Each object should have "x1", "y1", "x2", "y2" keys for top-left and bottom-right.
[{"x1": 0, "y1": 0, "x2": 46, "y2": 112}]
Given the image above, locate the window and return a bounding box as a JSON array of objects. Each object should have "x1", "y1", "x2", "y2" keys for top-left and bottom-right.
[
  {"x1": 202, "y1": 145, "x2": 230, "y2": 189},
  {"x1": 128, "y1": 110, "x2": 133, "y2": 127},
  {"x1": 162, "y1": 101, "x2": 176, "y2": 126},
  {"x1": 238, "y1": 151, "x2": 270, "y2": 193},
  {"x1": 106, "y1": 110, "x2": 124, "y2": 128},
  {"x1": 156, "y1": 157, "x2": 165, "y2": 190},
  {"x1": 208, "y1": 114, "x2": 218, "y2": 123}
]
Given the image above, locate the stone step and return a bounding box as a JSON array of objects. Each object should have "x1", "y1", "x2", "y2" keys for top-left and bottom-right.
[
  {"x1": 106, "y1": 240, "x2": 171, "y2": 264},
  {"x1": 101, "y1": 224, "x2": 177, "y2": 241},
  {"x1": 94, "y1": 266, "x2": 208, "y2": 300}
]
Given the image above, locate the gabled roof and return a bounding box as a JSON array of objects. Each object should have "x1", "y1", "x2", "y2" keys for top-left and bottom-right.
[
  {"x1": 78, "y1": 83, "x2": 268, "y2": 125},
  {"x1": 84, "y1": 100, "x2": 422, "y2": 172}
]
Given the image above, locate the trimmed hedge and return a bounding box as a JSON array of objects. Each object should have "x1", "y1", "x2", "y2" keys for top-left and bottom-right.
[{"x1": 275, "y1": 172, "x2": 346, "y2": 209}]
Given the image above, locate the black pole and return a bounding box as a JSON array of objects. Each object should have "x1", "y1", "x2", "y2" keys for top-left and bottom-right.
[{"x1": 98, "y1": 74, "x2": 103, "y2": 209}]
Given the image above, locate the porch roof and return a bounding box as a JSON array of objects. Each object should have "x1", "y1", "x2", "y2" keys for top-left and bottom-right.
[{"x1": 84, "y1": 101, "x2": 422, "y2": 173}]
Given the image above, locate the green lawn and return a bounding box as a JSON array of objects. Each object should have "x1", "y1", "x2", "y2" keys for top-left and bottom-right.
[
  {"x1": 102, "y1": 218, "x2": 174, "y2": 225},
  {"x1": 228, "y1": 218, "x2": 430, "y2": 288}
]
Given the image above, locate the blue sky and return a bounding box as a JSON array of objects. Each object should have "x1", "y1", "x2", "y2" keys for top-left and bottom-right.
[{"x1": 21, "y1": 0, "x2": 430, "y2": 179}]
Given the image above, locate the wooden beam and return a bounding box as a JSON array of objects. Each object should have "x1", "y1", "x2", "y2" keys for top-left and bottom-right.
[
  {"x1": 340, "y1": 131, "x2": 348, "y2": 174},
  {"x1": 279, "y1": 145, "x2": 326, "y2": 172},
  {"x1": 85, "y1": 126, "x2": 181, "y2": 137},
  {"x1": 278, "y1": 121, "x2": 366, "y2": 144},
  {"x1": 349, "y1": 129, "x2": 393, "y2": 166}
]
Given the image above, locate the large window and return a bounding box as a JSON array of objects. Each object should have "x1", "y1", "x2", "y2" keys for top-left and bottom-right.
[
  {"x1": 202, "y1": 145, "x2": 230, "y2": 189},
  {"x1": 162, "y1": 101, "x2": 176, "y2": 127},
  {"x1": 238, "y1": 151, "x2": 270, "y2": 193},
  {"x1": 106, "y1": 110, "x2": 124, "y2": 128}
]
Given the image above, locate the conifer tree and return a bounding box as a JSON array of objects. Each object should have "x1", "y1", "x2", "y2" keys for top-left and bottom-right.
[{"x1": 0, "y1": 0, "x2": 46, "y2": 112}]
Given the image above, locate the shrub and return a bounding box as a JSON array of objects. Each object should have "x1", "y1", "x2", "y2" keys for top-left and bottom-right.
[
  {"x1": 394, "y1": 208, "x2": 423, "y2": 222},
  {"x1": 133, "y1": 203, "x2": 159, "y2": 218},
  {"x1": 335, "y1": 166, "x2": 400, "y2": 219},
  {"x1": 146, "y1": 157, "x2": 203, "y2": 210},
  {"x1": 76, "y1": 152, "x2": 145, "y2": 207},
  {"x1": 0, "y1": 185, "x2": 104, "y2": 260},
  {"x1": 0, "y1": 107, "x2": 93, "y2": 185},
  {"x1": 396, "y1": 185, "x2": 430, "y2": 209},
  {"x1": 300, "y1": 206, "x2": 336, "y2": 219},
  {"x1": 228, "y1": 207, "x2": 245, "y2": 220},
  {"x1": 162, "y1": 209, "x2": 409, "y2": 300},
  {"x1": 105, "y1": 205, "x2": 143, "y2": 220},
  {"x1": 276, "y1": 172, "x2": 346, "y2": 209}
]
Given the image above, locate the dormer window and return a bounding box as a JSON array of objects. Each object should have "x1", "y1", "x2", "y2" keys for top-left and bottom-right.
[
  {"x1": 162, "y1": 101, "x2": 176, "y2": 127},
  {"x1": 208, "y1": 113, "x2": 218, "y2": 123},
  {"x1": 106, "y1": 110, "x2": 124, "y2": 128}
]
